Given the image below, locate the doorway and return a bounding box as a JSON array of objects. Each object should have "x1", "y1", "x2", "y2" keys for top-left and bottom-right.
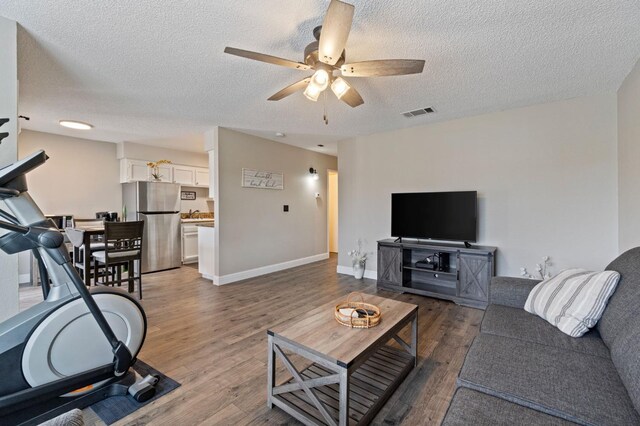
[{"x1": 328, "y1": 170, "x2": 338, "y2": 254}]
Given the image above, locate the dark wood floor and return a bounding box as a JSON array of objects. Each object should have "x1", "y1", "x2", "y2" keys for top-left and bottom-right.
[{"x1": 19, "y1": 255, "x2": 482, "y2": 425}]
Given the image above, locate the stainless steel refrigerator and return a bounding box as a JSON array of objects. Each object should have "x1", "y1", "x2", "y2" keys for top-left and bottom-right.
[{"x1": 122, "y1": 181, "x2": 181, "y2": 273}]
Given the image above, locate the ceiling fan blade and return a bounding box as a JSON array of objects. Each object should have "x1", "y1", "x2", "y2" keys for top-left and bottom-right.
[
  {"x1": 318, "y1": 0, "x2": 355, "y2": 65},
  {"x1": 224, "y1": 47, "x2": 310, "y2": 70},
  {"x1": 268, "y1": 78, "x2": 312, "y2": 101},
  {"x1": 341, "y1": 60, "x2": 425, "y2": 77},
  {"x1": 339, "y1": 86, "x2": 364, "y2": 108}
]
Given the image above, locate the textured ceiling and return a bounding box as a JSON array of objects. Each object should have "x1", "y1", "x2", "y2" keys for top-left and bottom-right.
[{"x1": 1, "y1": 1, "x2": 639, "y2": 155}]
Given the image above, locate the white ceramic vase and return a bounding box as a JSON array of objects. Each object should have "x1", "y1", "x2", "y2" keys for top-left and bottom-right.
[{"x1": 353, "y1": 260, "x2": 366, "y2": 279}]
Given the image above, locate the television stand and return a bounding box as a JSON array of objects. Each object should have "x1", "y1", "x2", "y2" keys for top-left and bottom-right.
[{"x1": 376, "y1": 239, "x2": 497, "y2": 309}]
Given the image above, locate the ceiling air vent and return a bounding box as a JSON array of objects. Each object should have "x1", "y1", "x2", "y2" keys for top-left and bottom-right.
[{"x1": 402, "y1": 107, "x2": 435, "y2": 118}]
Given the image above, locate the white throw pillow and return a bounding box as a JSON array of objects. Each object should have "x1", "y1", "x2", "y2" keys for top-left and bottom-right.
[{"x1": 524, "y1": 268, "x2": 620, "y2": 337}]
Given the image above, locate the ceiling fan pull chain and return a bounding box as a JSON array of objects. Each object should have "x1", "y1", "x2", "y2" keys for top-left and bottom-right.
[{"x1": 323, "y1": 90, "x2": 329, "y2": 125}]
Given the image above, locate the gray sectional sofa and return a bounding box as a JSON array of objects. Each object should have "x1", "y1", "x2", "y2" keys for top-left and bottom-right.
[{"x1": 442, "y1": 247, "x2": 640, "y2": 425}]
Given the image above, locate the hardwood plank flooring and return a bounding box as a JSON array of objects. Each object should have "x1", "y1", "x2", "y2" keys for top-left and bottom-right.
[{"x1": 18, "y1": 255, "x2": 482, "y2": 425}]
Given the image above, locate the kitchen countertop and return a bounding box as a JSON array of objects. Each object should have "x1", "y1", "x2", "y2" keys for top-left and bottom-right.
[
  {"x1": 196, "y1": 223, "x2": 215, "y2": 228},
  {"x1": 181, "y1": 218, "x2": 215, "y2": 223}
]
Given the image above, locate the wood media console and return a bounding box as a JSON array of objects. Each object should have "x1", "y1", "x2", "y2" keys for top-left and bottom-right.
[{"x1": 377, "y1": 239, "x2": 497, "y2": 309}]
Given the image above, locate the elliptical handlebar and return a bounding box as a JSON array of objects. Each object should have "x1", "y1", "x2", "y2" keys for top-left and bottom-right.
[
  {"x1": 0, "y1": 219, "x2": 29, "y2": 235},
  {"x1": 0, "y1": 150, "x2": 48, "y2": 189},
  {"x1": 0, "y1": 188, "x2": 20, "y2": 199}
]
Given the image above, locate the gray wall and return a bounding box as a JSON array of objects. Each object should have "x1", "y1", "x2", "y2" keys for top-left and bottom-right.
[
  {"x1": 0, "y1": 16, "x2": 18, "y2": 320},
  {"x1": 338, "y1": 94, "x2": 619, "y2": 277},
  {"x1": 618, "y1": 57, "x2": 640, "y2": 252},
  {"x1": 216, "y1": 128, "x2": 337, "y2": 277}
]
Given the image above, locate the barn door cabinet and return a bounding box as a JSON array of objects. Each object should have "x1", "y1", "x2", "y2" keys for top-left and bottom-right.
[
  {"x1": 376, "y1": 239, "x2": 496, "y2": 309},
  {"x1": 377, "y1": 245, "x2": 403, "y2": 289}
]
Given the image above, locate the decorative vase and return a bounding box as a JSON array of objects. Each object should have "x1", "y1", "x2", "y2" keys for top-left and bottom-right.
[{"x1": 353, "y1": 260, "x2": 365, "y2": 279}]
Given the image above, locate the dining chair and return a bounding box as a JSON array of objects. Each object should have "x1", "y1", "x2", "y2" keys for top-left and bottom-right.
[
  {"x1": 67, "y1": 218, "x2": 105, "y2": 285},
  {"x1": 92, "y1": 221, "x2": 144, "y2": 299}
]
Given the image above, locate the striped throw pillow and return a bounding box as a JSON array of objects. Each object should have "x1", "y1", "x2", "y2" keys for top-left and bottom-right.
[{"x1": 524, "y1": 268, "x2": 620, "y2": 337}]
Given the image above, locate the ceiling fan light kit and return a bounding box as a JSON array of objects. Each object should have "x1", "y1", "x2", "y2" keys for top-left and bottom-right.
[
  {"x1": 311, "y1": 69, "x2": 330, "y2": 90},
  {"x1": 304, "y1": 84, "x2": 322, "y2": 102},
  {"x1": 224, "y1": 0, "x2": 425, "y2": 123},
  {"x1": 331, "y1": 77, "x2": 350, "y2": 99}
]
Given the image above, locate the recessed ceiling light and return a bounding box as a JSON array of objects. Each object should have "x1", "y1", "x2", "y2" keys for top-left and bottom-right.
[
  {"x1": 59, "y1": 120, "x2": 93, "y2": 130},
  {"x1": 275, "y1": 132, "x2": 285, "y2": 138},
  {"x1": 317, "y1": 144, "x2": 324, "y2": 147}
]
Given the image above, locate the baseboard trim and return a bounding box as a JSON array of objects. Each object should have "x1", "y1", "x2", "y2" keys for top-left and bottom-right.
[
  {"x1": 213, "y1": 253, "x2": 330, "y2": 286},
  {"x1": 19, "y1": 273, "x2": 31, "y2": 284},
  {"x1": 336, "y1": 265, "x2": 377, "y2": 280}
]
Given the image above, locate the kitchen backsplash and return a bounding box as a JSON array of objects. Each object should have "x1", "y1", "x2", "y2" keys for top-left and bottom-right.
[{"x1": 180, "y1": 186, "x2": 212, "y2": 213}]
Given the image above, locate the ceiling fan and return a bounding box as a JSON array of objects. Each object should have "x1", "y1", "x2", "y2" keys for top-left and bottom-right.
[{"x1": 224, "y1": 0, "x2": 425, "y2": 119}]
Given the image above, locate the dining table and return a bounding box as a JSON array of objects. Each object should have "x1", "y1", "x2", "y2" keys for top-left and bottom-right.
[{"x1": 65, "y1": 225, "x2": 105, "y2": 287}]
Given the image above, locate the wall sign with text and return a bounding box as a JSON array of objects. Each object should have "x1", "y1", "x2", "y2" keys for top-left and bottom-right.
[
  {"x1": 181, "y1": 191, "x2": 196, "y2": 200},
  {"x1": 241, "y1": 168, "x2": 284, "y2": 190}
]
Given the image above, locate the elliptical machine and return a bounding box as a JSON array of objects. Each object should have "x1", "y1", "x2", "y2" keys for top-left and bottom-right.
[{"x1": 0, "y1": 151, "x2": 148, "y2": 425}]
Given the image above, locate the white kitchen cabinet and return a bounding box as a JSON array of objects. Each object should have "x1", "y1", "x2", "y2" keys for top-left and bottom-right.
[
  {"x1": 173, "y1": 165, "x2": 196, "y2": 186},
  {"x1": 154, "y1": 163, "x2": 173, "y2": 182},
  {"x1": 120, "y1": 159, "x2": 173, "y2": 183},
  {"x1": 120, "y1": 159, "x2": 150, "y2": 183},
  {"x1": 195, "y1": 168, "x2": 209, "y2": 187},
  {"x1": 181, "y1": 223, "x2": 199, "y2": 264},
  {"x1": 120, "y1": 159, "x2": 209, "y2": 187}
]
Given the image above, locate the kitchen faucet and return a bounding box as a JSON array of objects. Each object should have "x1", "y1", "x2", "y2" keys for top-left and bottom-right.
[{"x1": 188, "y1": 209, "x2": 200, "y2": 218}]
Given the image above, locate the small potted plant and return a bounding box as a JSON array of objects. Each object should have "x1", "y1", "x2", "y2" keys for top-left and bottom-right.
[
  {"x1": 348, "y1": 239, "x2": 368, "y2": 280},
  {"x1": 147, "y1": 160, "x2": 172, "y2": 181},
  {"x1": 520, "y1": 256, "x2": 552, "y2": 280}
]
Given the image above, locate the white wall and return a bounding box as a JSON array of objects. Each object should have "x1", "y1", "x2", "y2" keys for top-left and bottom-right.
[
  {"x1": 19, "y1": 130, "x2": 122, "y2": 218},
  {"x1": 215, "y1": 128, "x2": 337, "y2": 282},
  {"x1": 117, "y1": 141, "x2": 208, "y2": 167},
  {"x1": 618, "y1": 57, "x2": 640, "y2": 252},
  {"x1": 17, "y1": 130, "x2": 123, "y2": 281},
  {"x1": 338, "y1": 94, "x2": 619, "y2": 277},
  {"x1": 0, "y1": 16, "x2": 18, "y2": 320},
  {"x1": 328, "y1": 171, "x2": 338, "y2": 253}
]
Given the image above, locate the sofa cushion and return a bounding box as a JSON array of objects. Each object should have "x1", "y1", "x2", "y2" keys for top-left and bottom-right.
[
  {"x1": 489, "y1": 276, "x2": 541, "y2": 309},
  {"x1": 457, "y1": 333, "x2": 640, "y2": 425},
  {"x1": 599, "y1": 247, "x2": 640, "y2": 348},
  {"x1": 609, "y1": 319, "x2": 640, "y2": 414},
  {"x1": 524, "y1": 269, "x2": 620, "y2": 337},
  {"x1": 481, "y1": 304, "x2": 610, "y2": 359},
  {"x1": 442, "y1": 387, "x2": 576, "y2": 426}
]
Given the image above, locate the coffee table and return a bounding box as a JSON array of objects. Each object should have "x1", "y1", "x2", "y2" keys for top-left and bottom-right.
[{"x1": 267, "y1": 294, "x2": 418, "y2": 426}]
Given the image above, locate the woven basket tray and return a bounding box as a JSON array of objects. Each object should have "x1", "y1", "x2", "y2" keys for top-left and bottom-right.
[{"x1": 335, "y1": 292, "x2": 381, "y2": 329}]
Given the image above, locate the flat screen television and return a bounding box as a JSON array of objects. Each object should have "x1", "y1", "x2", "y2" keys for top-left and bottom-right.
[{"x1": 391, "y1": 191, "x2": 477, "y2": 242}]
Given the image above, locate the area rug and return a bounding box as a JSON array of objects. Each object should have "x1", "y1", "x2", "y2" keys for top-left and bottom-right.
[{"x1": 90, "y1": 359, "x2": 181, "y2": 425}]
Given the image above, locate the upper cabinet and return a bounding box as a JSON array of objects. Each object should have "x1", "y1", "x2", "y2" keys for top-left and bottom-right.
[
  {"x1": 121, "y1": 159, "x2": 149, "y2": 182},
  {"x1": 155, "y1": 162, "x2": 173, "y2": 183},
  {"x1": 194, "y1": 168, "x2": 209, "y2": 187},
  {"x1": 173, "y1": 165, "x2": 196, "y2": 186},
  {"x1": 120, "y1": 159, "x2": 209, "y2": 187}
]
